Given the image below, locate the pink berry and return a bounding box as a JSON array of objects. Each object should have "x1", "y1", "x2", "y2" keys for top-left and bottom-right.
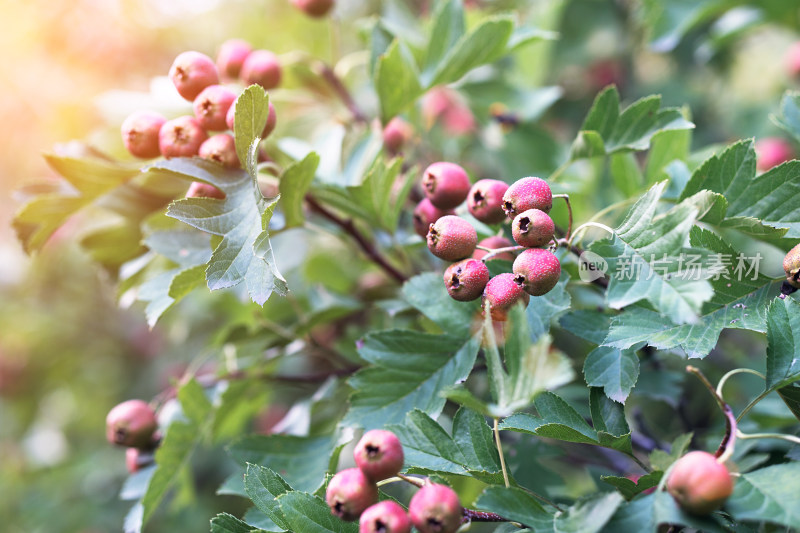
[
  {"x1": 502, "y1": 177, "x2": 553, "y2": 217},
  {"x1": 199, "y1": 133, "x2": 239, "y2": 168},
  {"x1": 408, "y1": 484, "x2": 462, "y2": 533},
  {"x1": 169, "y1": 51, "x2": 219, "y2": 102},
  {"x1": 193, "y1": 85, "x2": 237, "y2": 132},
  {"x1": 186, "y1": 181, "x2": 226, "y2": 199},
  {"x1": 482, "y1": 273, "x2": 530, "y2": 322},
  {"x1": 325, "y1": 468, "x2": 378, "y2": 522},
  {"x1": 106, "y1": 399, "x2": 158, "y2": 448},
  {"x1": 383, "y1": 117, "x2": 414, "y2": 154},
  {"x1": 216, "y1": 39, "x2": 252, "y2": 79},
  {"x1": 512, "y1": 248, "x2": 561, "y2": 296},
  {"x1": 359, "y1": 501, "x2": 411, "y2": 533},
  {"x1": 291, "y1": 0, "x2": 335, "y2": 18},
  {"x1": 467, "y1": 179, "x2": 509, "y2": 224},
  {"x1": 786, "y1": 41, "x2": 800, "y2": 78},
  {"x1": 354, "y1": 429, "x2": 404, "y2": 481},
  {"x1": 472, "y1": 236, "x2": 515, "y2": 262},
  {"x1": 511, "y1": 209, "x2": 554, "y2": 248},
  {"x1": 422, "y1": 162, "x2": 471, "y2": 209},
  {"x1": 444, "y1": 259, "x2": 490, "y2": 302},
  {"x1": 421, "y1": 87, "x2": 475, "y2": 135},
  {"x1": 121, "y1": 110, "x2": 166, "y2": 159},
  {"x1": 241, "y1": 50, "x2": 282, "y2": 90},
  {"x1": 412, "y1": 199, "x2": 454, "y2": 238},
  {"x1": 159, "y1": 116, "x2": 208, "y2": 158},
  {"x1": 427, "y1": 215, "x2": 477, "y2": 261},
  {"x1": 126, "y1": 447, "x2": 155, "y2": 474},
  {"x1": 667, "y1": 451, "x2": 734, "y2": 515},
  {"x1": 226, "y1": 100, "x2": 277, "y2": 139},
  {"x1": 755, "y1": 137, "x2": 794, "y2": 172}
]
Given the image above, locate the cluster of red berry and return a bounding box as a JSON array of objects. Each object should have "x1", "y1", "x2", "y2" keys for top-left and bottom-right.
[
  {"x1": 105, "y1": 399, "x2": 159, "y2": 474},
  {"x1": 325, "y1": 429, "x2": 462, "y2": 533},
  {"x1": 414, "y1": 162, "x2": 561, "y2": 320},
  {"x1": 120, "y1": 40, "x2": 279, "y2": 197}
]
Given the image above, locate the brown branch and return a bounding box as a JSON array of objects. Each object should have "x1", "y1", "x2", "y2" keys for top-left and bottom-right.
[
  {"x1": 686, "y1": 366, "x2": 737, "y2": 460},
  {"x1": 461, "y1": 508, "x2": 509, "y2": 524},
  {"x1": 306, "y1": 195, "x2": 409, "y2": 284},
  {"x1": 313, "y1": 61, "x2": 368, "y2": 124}
]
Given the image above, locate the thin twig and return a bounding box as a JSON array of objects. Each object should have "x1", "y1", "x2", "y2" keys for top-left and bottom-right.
[
  {"x1": 461, "y1": 508, "x2": 512, "y2": 524},
  {"x1": 313, "y1": 61, "x2": 368, "y2": 124},
  {"x1": 480, "y1": 245, "x2": 525, "y2": 263},
  {"x1": 686, "y1": 366, "x2": 737, "y2": 463},
  {"x1": 552, "y1": 194, "x2": 573, "y2": 241},
  {"x1": 494, "y1": 418, "x2": 510, "y2": 488}
]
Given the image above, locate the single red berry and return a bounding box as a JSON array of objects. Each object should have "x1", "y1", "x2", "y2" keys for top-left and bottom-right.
[
  {"x1": 106, "y1": 399, "x2": 158, "y2": 448},
  {"x1": 427, "y1": 215, "x2": 477, "y2": 261},
  {"x1": 502, "y1": 177, "x2": 553, "y2": 217},
  {"x1": 199, "y1": 133, "x2": 239, "y2": 169},
  {"x1": 354, "y1": 429, "x2": 404, "y2": 481},
  {"x1": 325, "y1": 468, "x2": 378, "y2": 522},
  {"x1": 126, "y1": 447, "x2": 155, "y2": 474},
  {"x1": 169, "y1": 51, "x2": 219, "y2": 102},
  {"x1": 383, "y1": 117, "x2": 414, "y2": 154},
  {"x1": 482, "y1": 273, "x2": 530, "y2": 322},
  {"x1": 755, "y1": 137, "x2": 794, "y2": 172},
  {"x1": 472, "y1": 236, "x2": 515, "y2": 262},
  {"x1": 512, "y1": 248, "x2": 561, "y2": 296},
  {"x1": 159, "y1": 116, "x2": 208, "y2": 158},
  {"x1": 291, "y1": 0, "x2": 335, "y2": 18},
  {"x1": 216, "y1": 39, "x2": 252, "y2": 79},
  {"x1": 511, "y1": 209, "x2": 554, "y2": 248},
  {"x1": 412, "y1": 199, "x2": 454, "y2": 238},
  {"x1": 226, "y1": 100, "x2": 277, "y2": 139},
  {"x1": 193, "y1": 85, "x2": 237, "y2": 132},
  {"x1": 421, "y1": 87, "x2": 475, "y2": 135},
  {"x1": 444, "y1": 259, "x2": 490, "y2": 302},
  {"x1": 783, "y1": 242, "x2": 800, "y2": 288},
  {"x1": 121, "y1": 110, "x2": 166, "y2": 159},
  {"x1": 667, "y1": 451, "x2": 734, "y2": 515},
  {"x1": 467, "y1": 179, "x2": 509, "y2": 224},
  {"x1": 186, "y1": 181, "x2": 226, "y2": 199},
  {"x1": 359, "y1": 501, "x2": 411, "y2": 533},
  {"x1": 241, "y1": 50, "x2": 282, "y2": 90},
  {"x1": 408, "y1": 484, "x2": 462, "y2": 533},
  {"x1": 421, "y1": 162, "x2": 471, "y2": 209}
]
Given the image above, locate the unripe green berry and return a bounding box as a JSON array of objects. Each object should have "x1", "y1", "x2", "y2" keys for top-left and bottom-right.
[
  {"x1": 408, "y1": 484, "x2": 462, "y2": 533},
  {"x1": 427, "y1": 215, "x2": 477, "y2": 261},
  {"x1": 325, "y1": 468, "x2": 378, "y2": 521},
  {"x1": 467, "y1": 179, "x2": 509, "y2": 224},
  {"x1": 502, "y1": 177, "x2": 552, "y2": 217},
  {"x1": 667, "y1": 451, "x2": 734, "y2": 515},
  {"x1": 512, "y1": 248, "x2": 561, "y2": 296},
  {"x1": 422, "y1": 162, "x2": 471, "y2": 209},
  {"x1": 472, "y1": 236, "x2": 515, "y2": 262},
  {"x1": 511, "y1": 209, "x2": 554, "y2": 248},
  {"x1": 359, "y1": 501, "x2": 411, "y2": 533},
  {"x1": 444, "y1": 259, "x2": 490, "y2": 301},
  {"x1": 482, "y1": 273, "x2": 530, "y2": 322},
  {"x1": 413, "y1": 199, "x2": 454, "y2": 238}
]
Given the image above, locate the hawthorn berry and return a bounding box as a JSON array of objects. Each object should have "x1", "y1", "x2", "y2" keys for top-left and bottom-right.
[
  {"x1": 408, "y1": 484, "x2": 462, "y2": 533},
  {"x1": 126, "y1": 447, "x2": 155, "y2": 474},
  {"x1": 186, "y1": 181, "x2": 225, "y2": 199},
  {"x1": 193, "y1": 85, "x2": 237, "y2": 132},
  {"x1": 121, "y1": 110, "x2": 166, "y2": 159},
  {"x1": 421, "y1": 87, "x2": 475, "y2": 135},
  {"x1": 353, "y1": 429, "x2": 404, "y2": 481},
  {"x1": 383, "y1": 117, "x2": 414, "y2": 154},
  {"x1": 199, "y1": 134, "x2": 239, "y2": 168},
  {"x1": 785, "y1": 41, "x2": 800, "y2": 78},
  {"x1": 106, "y1": 399, "x2": 158, "y2": 448},
  {"x1": 502, "y1": 177, "x2": 552, "y2": 217},
  {"x1": 511, "y1": 209, "x2": 554, "y2": 248},
  {"x1": 241, "y1": 50, "x2": 282, "y2": 90},
  {"x1": 482, "y1": 273, "x2": 530, "y2": 322},
  {"x1": 512, "y1": 248, "x2": 561, "y2": 296},
  {"x1": 291, "y1": 0, "x2": 335, "y2": 18},
  {"x1": 755, "y1": 137, "x2": 794, "y2": 172},
  {"x1": 783, "y1": 242, "x2": 800, "y2": 288},
  {"x1": 216, "y1": 39, "x2": 252, "y2": 79},
  {"x1": 421, "y1": 162, "x2": 471, "y2": 209},
  {"x1": 226, "y1": 100, "x2": 277, "y2": 139},
  {"x1": 412, "y1": 199, "x2": 454, "y2": 238},
  {"x1": 359, "y1": 501, "x2": 411, "y2": 533},
  {"x1": 472, "y1": 236, "x2": 515, "y2": 262},
  {"x1": 427, "y1": 215, "x2": 477, "y2": 261},
  {"x1": 169, "y1": 51, "x2": 219, "y2": 101},
  {"x1": 158, "y1": 116, "x2": 208, "y2": 158},
  {"x1": 325, "y1": 468, "x2": 378, "y2": 521},
  {"x1": 444, "y1": 259, "x2": 490, "y2": 302},
  {"x1": 667, "y1": 451, "x2": 734, "y2": 515},
  {"x1": 467, "y1": 179, "x2": 509, "y2": 224}
]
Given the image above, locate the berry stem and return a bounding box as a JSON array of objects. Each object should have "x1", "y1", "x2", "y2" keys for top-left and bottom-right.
[
  {"x1": 493, "y1": 417, "x2": 510, "y2": 488},
  {"x1": 716, "y1": 368, "x2": 766, "y2": 400},
  {"x1": 479, "y1": 245, "x2": 525, "y2": 263},
  {"x1": 736, "y1": 430, "x2": 800, "y2": 445},
  {"x1": 685, "y1": 366, "x2": 737, "y2": 463},
  {"x1": 566, "y1": 221, "x2": 615, "y2": 249},
  {"x1": 552, "y1": 193, "x2": 572, "y2": 241},
  {"x1": 396, "y1": 473, "x2": 426, "y2": 487},
  {"x1": 312, "y1": 61, "x2": 368, "y2": 124}
]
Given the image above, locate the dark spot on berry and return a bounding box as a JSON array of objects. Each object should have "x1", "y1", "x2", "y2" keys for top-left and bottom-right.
[
  {"x1": 472, "y1": 190, "x2": 485, "y2": 205},
  {"x1": 503, "y1": 200, "x2": 514, "y2": 214},
  {"x1": 519, "y1": 216, "x2": 530, "y2": 232},
  {"x1": 366, "y1": 444, "x2": 381, "y2": 458},
  {"x1": 427, "y1": 518, "x2": 444, "y2": 532},
  {"x1": 423, "y1": 172, "x2": 436, "y2": 192},
  {"x1": 513, "y1": 273, "x2": 526, "y2": 287},
  {"x1": 200, "y1": 99, "x2": 213, "y2": 116},
  {"x1": 450, "y1": 274, "x2": 461, "y2": 289},
  {"x1": 375, "y1": 520, "x2": 387, "y2": 533},
  {"x1": 333, "y1": 501, "x2": 345, "y2": 517},
  {"x1": 114, "y1": 427, "x2": 127, "y2": 443}
]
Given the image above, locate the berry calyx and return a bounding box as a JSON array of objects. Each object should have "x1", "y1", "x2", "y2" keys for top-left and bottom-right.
[
  {"x1": 467, "y1": 179, "x2": 509, "y2": 224},
  {"x1": 158, "y1": 116, "x2": 208, "y2": 158},
  {"x1": 291, "y1": 0, "x2": 335, "y2": 18},
  {"x1": 199, "y1": 134, "x2": 239, "y2": 168},
  {"x1": 216, "y1": 39, "x2": 252, "y2": 79},
  {"x1": 106, "y1": 399, "x2": 158, "y2": 448},
  {"x1": 359, "y1": 501, "x2": 411, "y2": 533},
  {"x1": 408, "y1": 484, "x2": 462, "y2": 533},
  {"x1": 354, "y1": 429, "x2": 404, "y2": 482},
  {"x1": 511, "y1": 209, "x2": 555, "y2": 248},
  {"x1": 412, "y1": 199, "x2": 454, "y2": 238},
  {"x1": 169, "y1": 51, "x2": 219, "y2": 102},
  {"x1": 666, "y1": 451, "x2": 734, "y2": 515},
  {"x1": 193, "y1": 85, "x2": 237, "y2": 132},
  {"x1": 383, "y1": 117, "x2": 414, "y2": 154},
  {"x1": 121, "y1": 110, "x2": 166, "y2": 159},
  {"x1": 482, "y1": 273, "x2": 530, "y2": 322},
  {"x1": 444, "y1": 259, "x2": 490, "y2": 302},
  {"x1": 421, "y1": 162, "x2": 471, "y2": 209},
  {"x1": 472, "y1": 236, "x2": 515, "y2": 262},
  {"x1": 502, "y1": 177, "x2": 553, "y2": 217},
  {"x1": 783, "y1": 242, "x2": 800, "y2": 288},
  {"x1": 241, "y1": 50, "x2": 282, "y2": 90},
  {"x1": 755, "y1": 137, "x2": 794, "y2": 172},
  {"x1": 325, "y1": 468, "x2": 378, "y2": 521},
  {"x1": 226, "y1": 100, "x2": 276, "y2": 139},
  {"x1": 427, "y1": 215, "x2": 477, "y2": 261},
  {"x1": 512, "y1": 248, "x2": 561, "y2": 296}
]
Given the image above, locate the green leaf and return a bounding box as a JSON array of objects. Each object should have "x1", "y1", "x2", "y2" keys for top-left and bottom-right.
[
  {"x1": 210, "y1": 513, "x2": 267, "y2": 533},
  {"x1": 375, "y1": 39, "x2": 423, "y2": 122},
  {"x1": 765, "y1": 296, "x2": 800, "y2": 391},
  {"x1": 177, "y1": 378, "x2": 213, "y2": 426},
  {"x1": 526, "y1": 272, "x2": 571, "y2": 341},
  {"x1": 168, "y1": 265, "x2": 206, "y2": 300},
  {"x1": 343, "y1": 330, "x2": 480, "y2": 429},
  {"x1": 506, "y1": 26, "x2": 559, "y2": 53},
  {"x1": 725, "y1": 462, "x2": 800, "y2": 529},
  {"x1": 277, "y1": 492, "x2": 358, "y2": 533},
  {"x1": 233, "y1": 85, "x2": 271, "y2": 178},
  {"x1": 601, "y1": 471, "x2": 662, "y2": 500},
  {"x1": 473, "y1": 486, "x2": 550, "y2": 526},
  {"x1": 639, "y1": 0, "x2": 732, "y2": 52},
  {"x1": 589, "y1": 388, "x2": 632, "y2": 454},
  {"x1": 156, "y1": 158, "x2": 287, "y2": 305},
  {"x1": 648, "y1": 432, "x2": 692, "y2": 471},
  {"x1": 601, "y1": 491, "x2": 727, "y2": 533},
  {"x1": 403, "y1": 272, "x2": 479, "y2": 338},
  {"x1": 583, "y1": 347, "x2": 639, "y2": 403},
  {"x1": 244, "y1": 464, "x2": 292, "y2": 531},
  {"x1": 609, "y1": 152, "x2": 644, "y2": 198},
  {"x1": 777, "y1": 383, "x2": 800, "y2": 421},
  {"x1": 772, "y1": 90, "x2": 800, "y2": 143},
  {"x1": 346, "y1": 157, "x2": 413, "y2": 232},
  {"x1": 645, "y1": 118, "x2": 691, "y2": 185},
  {"x1": 279, "y1": 152, "x2": 320, "y2": 228},
  {"x1": 422, "y1": 0, "x2": 465, "y2": 77},
  {"x1": 559, "y1": 310, "x2": 612, "y2": 345}
]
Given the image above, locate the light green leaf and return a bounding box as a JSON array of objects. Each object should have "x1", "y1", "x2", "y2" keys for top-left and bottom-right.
[
  {"x1": 279, "y1": 152, "x2": 320, "y2": 228},
  {"x1": 277, "y1": 492, "x2": 358, "y2": 533},
  {"x1": 583, "y1": 347, "x2": 639, "y2": 403},
  {"x1": 244, "y1": 464, "x2": 292, "y2": 531},
  {"x1": 724, "y1": 462, "x2": 800, "y2": 529},
  {"x1": 473, "y1": 486, "x2": 550, "y2": 527},
  {"x1": 210, "y1": 513, "x2": 267, "y2": 533},
  {"x1": 765, "y1": 297, "x2": 800, "y2": 390},
  {"x1": 772, "y1": 90, "x2": 800, "y2": 143},
  {"x1": 375, "y1": 39, "x2": 423, "y2": 122},
  {"x1": 422, "y1": 0, "x2": 465, "y2": 77},
  {"x1": 649, "y1": 432, "x2": 692, "y2": 471},
  {"x1": 402, "y1": 272, "x2": 479, "y2": 338},
  {"x1": 526, "y1": 272, "x2": 571, "y2": 341},
  {"x1": 233, "y1": 85, "x2": 270, "y2": 178},
  {"x1": 601, "y1": 471, "x2": 662, "y2": 500}
]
